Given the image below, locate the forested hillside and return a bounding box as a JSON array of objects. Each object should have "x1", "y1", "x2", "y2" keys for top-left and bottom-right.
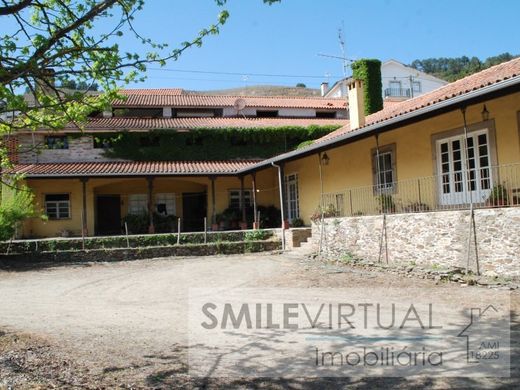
[{"x1": 409, "y1": 52, "x2": 518, "y2": 82}]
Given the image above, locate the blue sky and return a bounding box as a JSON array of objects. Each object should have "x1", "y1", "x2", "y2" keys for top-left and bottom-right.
[
  {"x1": 129, "y1": 0, "x2": 518, "y2": 90},
  {"x1": 6, "y1": 0, "x2": 519, "y2": 91}
]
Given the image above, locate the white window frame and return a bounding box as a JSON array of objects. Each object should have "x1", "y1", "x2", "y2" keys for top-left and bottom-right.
[
  {"x1": 229, "y1": 189, "x2": 252, "y2": 210},
  {"x1": 128, "y1": 194, "x2": 148, "y2": 215},
  {"x1": 436, "y1": 128, "x2": 492, "y2": 205},
  {"x1": 155, "y1": 193, "x2": 176, "y2": 216},
  {"x1": 45, "y1": 193, "x2": 70, "y2": 220},
  {"x1": 285, "y1": 173, "x2": 300, "y2": 221},
  {"x1": 372, "y1": 144, "x2": 397, "y2": 194}
]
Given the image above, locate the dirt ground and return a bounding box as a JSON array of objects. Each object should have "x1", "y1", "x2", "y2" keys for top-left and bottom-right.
[{"x1": 0, "y1": 252, "x2": 518, "y2": 389}]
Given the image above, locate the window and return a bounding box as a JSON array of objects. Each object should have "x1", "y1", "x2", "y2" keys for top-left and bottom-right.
[
  {"x1": 174, "y1": 108, "x2": 222, "y2": 117},
  {"x1": 316, "y1": 111, "x2": 337, "y2": 118},
  {"x1": 45, "y1": 194, "x2": 70, "y2": 220},
  {"x1": 139, "y1": 136, "x2": 160, "y2": 147},
  {"x1": 185, "y1": 136, "x2": 204, "y2": 146},
  {"x1": 45, "y1": 136, "x2": 69, "y2": 150},
  {"x1": 113, "y1": 108, "x2": 163, "y2": 118},
  {"x1": 285, "y1": 174, "x2": 300, "y2": 221},
  {"x1": 372, "y1": 145, "x2": 396, "y2": 193},
  {"x1": 155, "y1": 193, "x2": 176, "y2": 216},
  {"x1": 229, "y1": 190, "x2": 252, "y2": 210},
  {"x1": 436, "y1": 129, "x2": 492, "y2": 205},
  {"x1": 389, "y1": 80, "x2": 401, "y2": 90},
  {"x1": 412, "y1": 81, "x2": 422, "y2": 93},
  {"x1": 93, "y1": 135, "x2": 114, "y2": 149},
  {"x1": 256, "y1": 110, "x2": 278, "y2": 118},
  {"x1": 128, "y1": 194, "x2": 148, "y2": 215}
]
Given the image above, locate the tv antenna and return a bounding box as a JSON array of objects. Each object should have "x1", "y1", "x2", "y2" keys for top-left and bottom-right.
[{"x1": 318, "y1": 23, "x2": 354, "y2": 78}]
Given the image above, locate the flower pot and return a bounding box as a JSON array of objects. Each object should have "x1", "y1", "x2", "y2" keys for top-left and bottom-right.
[
  {"x1": 253, "y1": 222, "x2": 261, "y2": 230},
  {"x1": 283, "y1": 220, "x2": 290, "y2": 230},
  {"x1": 211, "y1": 223, "x2": 219, "y2": 231},
  {"x1": 239, "y1": 221, "x2": 248, "y2": 230}
]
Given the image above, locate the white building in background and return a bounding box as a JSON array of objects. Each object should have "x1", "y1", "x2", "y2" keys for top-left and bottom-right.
[{"x1": 323, "y1": 59, "x2": 448, "y2": 100}]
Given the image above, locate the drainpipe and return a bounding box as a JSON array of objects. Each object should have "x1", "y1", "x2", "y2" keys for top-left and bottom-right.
[{"x1": 271, "y1": 162, "x2": 286, "y2": 251}]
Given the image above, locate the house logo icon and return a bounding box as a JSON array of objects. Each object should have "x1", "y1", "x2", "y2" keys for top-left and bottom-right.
[{"x1": 457, "y1": 305, "x2": 504, "y2": 364}]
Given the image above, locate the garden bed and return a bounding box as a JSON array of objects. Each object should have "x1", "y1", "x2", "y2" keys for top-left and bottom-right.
[{"x1": 0, "y1": 229, "x2": 276, "y2": 255}]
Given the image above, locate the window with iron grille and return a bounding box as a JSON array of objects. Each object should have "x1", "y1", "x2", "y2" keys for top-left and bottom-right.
[{"x1": 45, "y1": 194, "x2": 70, "y2": 220}]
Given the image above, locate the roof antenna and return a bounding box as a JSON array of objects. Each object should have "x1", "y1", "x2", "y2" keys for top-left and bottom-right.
[
  {"x1": 317, "y1": 22, "x2": 353, "y2": 78},
  {"x1": 338, "y1": 22, "x2": 348, "y2": 78}
]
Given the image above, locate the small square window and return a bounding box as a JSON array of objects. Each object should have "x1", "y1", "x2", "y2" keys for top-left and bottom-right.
[
  {"x1": 45, "y1": 136, "x2": 69, "y2": 150},
  {"x1": 45, "y1": 194, "x2": 70, "y2": 220}
]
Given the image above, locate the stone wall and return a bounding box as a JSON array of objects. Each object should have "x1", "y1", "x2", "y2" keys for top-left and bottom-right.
[
  {"x1": 314, "y1": 208, "x2": 520, "y2": 276},
  {"x1": 18, "y1": 134, "x2": 108, "y2": 163},
  {"x1": 0, "y1": 240, "x2": 281, "y2": 267}
]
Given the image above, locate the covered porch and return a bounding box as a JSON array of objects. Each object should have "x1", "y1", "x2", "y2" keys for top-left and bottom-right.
[{"x1": 10, "y1": 161, "x2": 280, "y2": 238}]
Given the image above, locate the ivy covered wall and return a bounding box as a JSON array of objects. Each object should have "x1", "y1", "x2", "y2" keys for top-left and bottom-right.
[{"x1": 95, "y1": 125, "x2": 340, "y2": 160}]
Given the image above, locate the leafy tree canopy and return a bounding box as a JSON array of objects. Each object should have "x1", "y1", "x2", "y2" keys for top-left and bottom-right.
[
  {"x1": 409, "y1": 52, "x2": 518, "y2": 82},
  {"x1": 0, "y1": 0, "x2": 279, "y2": 136}
]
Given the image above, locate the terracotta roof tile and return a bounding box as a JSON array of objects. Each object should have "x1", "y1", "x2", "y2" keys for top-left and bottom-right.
[
  {"x1": 63, "y1": 117, "x2": 347, "y2": 131},
  {"x1": 318, "y1": 57, "x2": 520, "y2": 143},
  {"x1": 9, "y1": 160, "x2": 257, "y2": 177},
  {"x1": 113, "y1": 89, "x2": 347, "y2": 109}
]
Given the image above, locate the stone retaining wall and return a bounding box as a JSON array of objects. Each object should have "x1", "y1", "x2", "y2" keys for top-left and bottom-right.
[
  {"x1": 0, "y1": 240, "x2": 281, "y2": 268},
  {"x1": 314, "y1": 208, "x2": 520, "y2": 276}
]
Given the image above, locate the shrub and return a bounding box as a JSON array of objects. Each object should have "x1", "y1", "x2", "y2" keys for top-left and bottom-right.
[
  {"x1": 244, "y1": 229, "x2": 271, "y2": 241},
  {"x1": 310, "y1": 204, "x2": 337, "y2": 223},
  {"x1": 122, "y1": 213, "x2": 148, "y2": 234},
  {"x1": 0, "y1": 188, "x2": 37, "y2": 241},
  {"x1": 291, "y1": 217, "x2": 304, "y2": 227}
]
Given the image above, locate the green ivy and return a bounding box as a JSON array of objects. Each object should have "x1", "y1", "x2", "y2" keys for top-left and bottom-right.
[
  {"x1": 97, "y1": 125, "x2": 340, "y2": 161},
  {"x1": 351, "y1": 59, "x2": 383, "y2": 115}
]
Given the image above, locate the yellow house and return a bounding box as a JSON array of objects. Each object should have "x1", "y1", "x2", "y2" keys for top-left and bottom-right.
[
  {"x1": 243, "y1": 58, "x2": 520, "y2": 224},
  {"x1": 4, "y1": 58, "x2": 520, "y2": 239}
]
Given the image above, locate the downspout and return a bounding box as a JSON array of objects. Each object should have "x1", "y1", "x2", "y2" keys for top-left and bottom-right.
[{"x1": 271, "y1": 162, "x2": 286, "y2": 251}]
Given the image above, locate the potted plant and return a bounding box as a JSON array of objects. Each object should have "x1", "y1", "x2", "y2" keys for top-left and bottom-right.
[
  {"x1": 239, "y1": 221, "x2": 248, "y2": 230},
  {"x1": 486, "y1": 184, "x2": 509, "y2": 207},
  {"x1": 291, "y1": 217, "x2": 304, "y2": 227}
]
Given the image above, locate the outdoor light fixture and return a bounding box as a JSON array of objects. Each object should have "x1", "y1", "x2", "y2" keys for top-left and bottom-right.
[
  {"x1": 481, "y1": 104, "x2": 490, "y2": 121},
  {"x1": 321, "y1": 152, "x2": 330, "y2": 166}
]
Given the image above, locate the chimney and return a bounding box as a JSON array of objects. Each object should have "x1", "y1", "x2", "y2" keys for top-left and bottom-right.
[
  {"x1": 347, "y1": 79, "x2": 365, "y2": 130},
  {"x1": 320, "y1": 82, "x2": 329, "y2": 97}
]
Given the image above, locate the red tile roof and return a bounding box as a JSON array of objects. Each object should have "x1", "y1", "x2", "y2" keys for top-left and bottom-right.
[
  {"x1": 61, "y1": 117, "x2": 347, "y2": 131},
  {"x1": 114, "y1": 89, "x2": 347, "y2": 109},
  {"x1": 319, "y1": 57, "x2": 520, "y2": 143},
  {"x1": 9, "y1": 160, "x2": 258, "y2": 177}
]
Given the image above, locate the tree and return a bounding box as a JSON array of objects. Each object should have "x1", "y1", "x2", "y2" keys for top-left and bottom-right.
[
  {"x1": 0, "y1": 0, "x2": 280, "y2": 136},
  {"x1": 409, "y1": 53, "x2": 518, "y2": 82},
  {"x1": 296, "y1": 83, "x2": 306, "y2": 88}
]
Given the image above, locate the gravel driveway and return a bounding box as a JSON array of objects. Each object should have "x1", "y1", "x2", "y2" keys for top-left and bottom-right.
[{"x1": 0, "y1": 253, "x2": 518, "y2": 388}]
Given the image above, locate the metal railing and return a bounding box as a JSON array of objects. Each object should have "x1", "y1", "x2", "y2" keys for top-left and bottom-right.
[
  {"x1": 384, "y1": 87, "x2": 411, "y2": 98},
  {"x1": 321, "y1": 163, "x2": 520, "y2": 217}
]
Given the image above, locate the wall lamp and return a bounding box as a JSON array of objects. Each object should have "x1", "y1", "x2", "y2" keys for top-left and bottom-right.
[
  {"x1": 320, "y1": 152, "x2": 330, "y2": 166},
  {"x1": 481, "y1": 104, "x2": 490, "y2": 122}
]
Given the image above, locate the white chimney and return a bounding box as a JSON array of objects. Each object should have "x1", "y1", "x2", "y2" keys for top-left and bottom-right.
[
  {"x1": 320, "y1": 82, "x2": 329, "y2": 97},
  {"x1": 347, "y1": 79, "x2": 365, "y2": 130}
]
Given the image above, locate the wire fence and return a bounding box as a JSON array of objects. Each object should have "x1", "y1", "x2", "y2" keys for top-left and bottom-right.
[{"x1": 321, "y1": 163, "x2": 520, "y2": 217}]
